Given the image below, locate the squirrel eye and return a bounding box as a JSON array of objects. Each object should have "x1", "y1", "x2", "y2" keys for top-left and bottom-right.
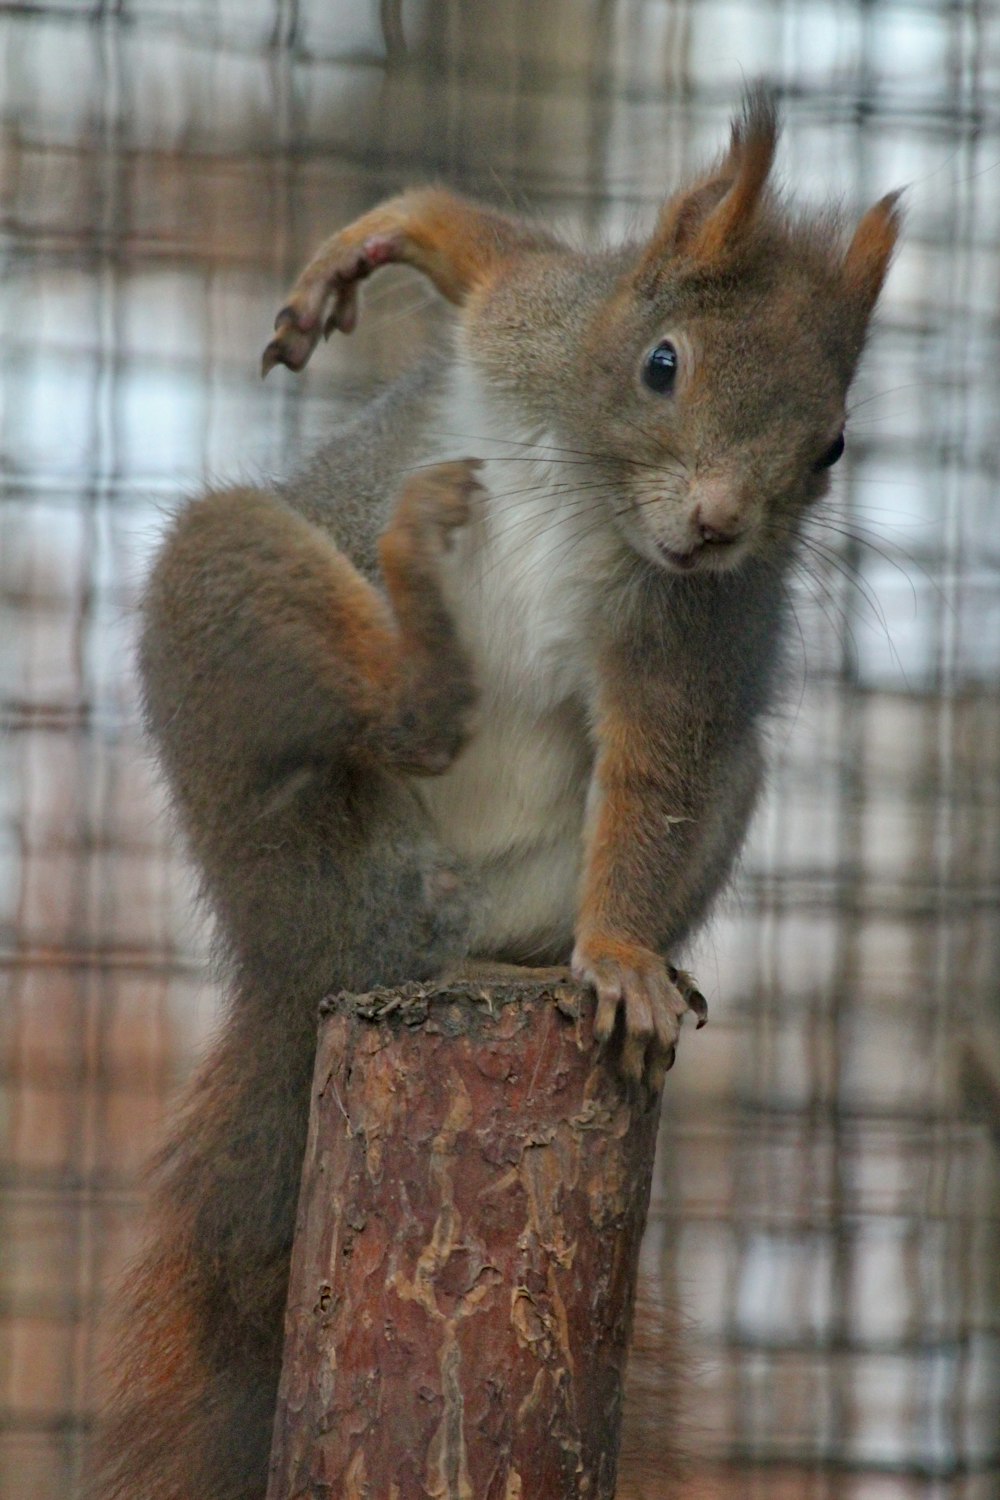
[
  {"x1": 642, "y1": 340, "x2": 679, "y2": 395},
  {"x1": 815, "y1": 431, "x2": 845, "y2": 470}
]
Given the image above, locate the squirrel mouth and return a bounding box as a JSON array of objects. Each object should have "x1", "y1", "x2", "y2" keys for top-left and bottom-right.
[
  {"x1": 656, "y1": 536, "x2": 748, "y2": 574},
  {"x1": 656, "y1": 543, "x2": 701, "y2": 572}
]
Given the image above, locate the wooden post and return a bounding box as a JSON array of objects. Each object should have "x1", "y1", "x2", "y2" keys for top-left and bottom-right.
[{"x1": 266, "y1": 977, "x2": 663, "y2": 1500}]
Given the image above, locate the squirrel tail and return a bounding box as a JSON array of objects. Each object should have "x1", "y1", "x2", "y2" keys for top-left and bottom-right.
[
  {"x1": 617, "y1": 1293, "x2": 694, "y2": 1499},
  {"x1": 88, "y1": 980, "x2": 318, "y2": 1500}
]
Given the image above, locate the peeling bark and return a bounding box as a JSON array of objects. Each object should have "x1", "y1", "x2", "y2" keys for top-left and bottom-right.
[{"x1": 266, "y1": 979, "x2": 662, "y2": 1500}]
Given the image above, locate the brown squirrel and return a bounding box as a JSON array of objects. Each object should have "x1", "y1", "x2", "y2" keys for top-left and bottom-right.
[{"x1": 90, "y1": 91, "x2": 899, "y2": 1499}]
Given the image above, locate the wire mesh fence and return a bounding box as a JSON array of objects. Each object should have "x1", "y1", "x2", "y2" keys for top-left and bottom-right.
[{"x1": 1, "y1": 2, "x2": 997, "y2": 1495}]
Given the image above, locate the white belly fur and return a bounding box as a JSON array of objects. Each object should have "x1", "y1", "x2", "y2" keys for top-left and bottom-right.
[{"x1": 410, "y1": 354, "x2": 622, "y2": 959}]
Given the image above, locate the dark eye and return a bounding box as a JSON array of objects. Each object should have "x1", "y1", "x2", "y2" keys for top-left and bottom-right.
[
  {"x1": 642, "y1": 340, "x2": 678, "y2": 395},
  {"x1": 815, "y1": 431, "x2": 845, "y2": 470}
]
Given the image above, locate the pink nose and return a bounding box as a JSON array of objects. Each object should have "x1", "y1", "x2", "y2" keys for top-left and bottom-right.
[
  {"x1": 691, "y1": 473, "x2": 747, "y2": 544},
  {"x1": 695, "y1": 503, "x2": 743, "y2": 545}
]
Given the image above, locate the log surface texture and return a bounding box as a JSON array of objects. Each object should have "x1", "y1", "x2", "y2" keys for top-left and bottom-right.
[{"x1": 266, "y1": 978, "x2": 663, "y2": 1500}]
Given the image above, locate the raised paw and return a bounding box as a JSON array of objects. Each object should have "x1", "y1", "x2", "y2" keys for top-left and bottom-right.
[
  {"x1": 571, "y1": 937, "x2": 707, "y2": 1091},
  {"x1": 261, "y1": 231, "x2": 400, "y2": 376},
  {"x1": 378, "y1": 461, "x2": 483, "y2": 778},
  {"x1": 392, "y1": 459, "x2": 484, "y2": 553}
]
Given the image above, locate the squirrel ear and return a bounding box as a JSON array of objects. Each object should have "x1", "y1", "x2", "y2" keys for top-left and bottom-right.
[
  {"x1": 638, "y1": 87, "x2": 779, "y2": 284},
  {"x1": 842, "y1": 190, "x2": 904, "y2": 318},
  {"x1": 686, "y1": 87, "x2": 779, "y2": 261},
  {"x1": 649, "y1": 175, "x2": 734, "y2": 262}
]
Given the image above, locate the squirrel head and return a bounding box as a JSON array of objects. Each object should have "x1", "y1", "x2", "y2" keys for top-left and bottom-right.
[{"x1": 465, "y1": 88, "x2": 902, "y2": 577}]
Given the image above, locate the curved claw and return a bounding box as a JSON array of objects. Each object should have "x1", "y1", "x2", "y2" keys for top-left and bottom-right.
[
  {"x1": 648, "y1": 1044, "x2": 676, "y2": 1096},
  {"x1": 574, "y1": 942, "x2": 709, "y2": 1089},
  {"x1": 261, "y1": 309, "x2": 321, "y2": 378},
  {"x1": 668, "y1": 965, "x2": 709, "y2": 1028},
  {"x1": 261, "y1": 232, "x2": 402, "y2": 379}
]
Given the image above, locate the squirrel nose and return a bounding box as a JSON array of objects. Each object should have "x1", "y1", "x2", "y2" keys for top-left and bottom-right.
[{"x1": 695, "y1": 503, "x2": 744, "y2": 545}]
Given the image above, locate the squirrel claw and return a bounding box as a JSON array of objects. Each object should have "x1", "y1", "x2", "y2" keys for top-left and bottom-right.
[
  {"x1": 668, "y1": 965, "x2": 708, "y2": 1029},
  {"x1": 647, "y1": 1045, "x2": 676, "y2": 1097},
  {"x1": 573, "y1": 941, "x2": 706, "y2": 1089},
  {"x1": 263, "y1": 233, "x2": 402, "y2": 376},
  {"x1": 261, "y1": 307, "x2": 321, "y2": 378}
]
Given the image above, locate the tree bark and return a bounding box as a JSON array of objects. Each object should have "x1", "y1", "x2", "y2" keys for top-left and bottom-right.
[{"x1": 266, "y1": 977, "x2": 663, "y2": 1500}]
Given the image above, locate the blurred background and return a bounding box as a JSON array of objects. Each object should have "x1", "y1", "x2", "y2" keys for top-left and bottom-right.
[{"x1": 1, "y1": 1, "x2": 998, "y2": 1496}]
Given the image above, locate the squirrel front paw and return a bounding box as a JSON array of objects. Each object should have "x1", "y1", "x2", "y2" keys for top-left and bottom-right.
[
  {"x1": 390, "y1": 459, "x2": 484, "y2": 555},
  {"x1": 379, "y1": 461, "x2": 483, "y2": 777},
  {"x1": 262, "y1": 232, "x2": 401, "y2": 375},
  {"x1": 571, "y1": 935, "x2": 707, "y2": 1090}
]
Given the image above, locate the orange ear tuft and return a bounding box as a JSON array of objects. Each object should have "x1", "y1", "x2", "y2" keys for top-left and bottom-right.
[
  {"x1": 843, "y1": 189, "x2": 904, "y2": 316},
  {"x1": 650, "y1": 177, "x2": 733, "y2": 264},
  {"x1": 636, "y1": 87, "x2": 779, "y2": 287},
  {"x1": 686, "y1": 87, "x2": 779, "y2": 262}
]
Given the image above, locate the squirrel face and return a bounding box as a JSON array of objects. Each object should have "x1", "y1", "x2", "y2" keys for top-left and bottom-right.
[
  {"x1": 583, "y1": 246, "x2": 867, "y2": 576},
  {"x1": 464, "y1": 88, "x2": 901, "y2": 579}
]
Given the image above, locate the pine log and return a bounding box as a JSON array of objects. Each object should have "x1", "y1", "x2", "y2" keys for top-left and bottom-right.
[{"x1": 266, "y1": 977, "x2": 663, "y2": 1500}]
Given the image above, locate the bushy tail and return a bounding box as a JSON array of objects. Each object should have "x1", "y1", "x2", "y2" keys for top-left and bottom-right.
[
  {"x1": 89, "y1": 986, "x2": 318, "y2": 1500},
  {"x1": 617, "y1": 1294, "x2": 694, "y2": 1499}
]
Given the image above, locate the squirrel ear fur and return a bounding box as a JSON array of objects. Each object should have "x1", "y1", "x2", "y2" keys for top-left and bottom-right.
[
  {"x1": 842, "y1": 189, "x2": 904, "y2": 318},
  {"x1": 685, "y1": 87, "x2": 779, "y2": 261},
  {"x1": 637, "y1": 92, "x2": 902, "y2": 317},
  {"x1": 638, "y1": 87, "x2": 779, "y2": 282}
]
